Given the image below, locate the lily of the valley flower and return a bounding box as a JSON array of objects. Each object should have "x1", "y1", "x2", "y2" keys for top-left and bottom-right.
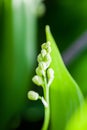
[{"x1": 28, "y1": 41, "x2": 54, "y2": 107}]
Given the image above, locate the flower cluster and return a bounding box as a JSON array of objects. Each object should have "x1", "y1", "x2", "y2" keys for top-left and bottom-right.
[
  {"x1": 32, "y1": 41, "x2": 54, "y2": 88},
  {"x1": 28, "y1": 41, "x2": 54, "y2": 107}
]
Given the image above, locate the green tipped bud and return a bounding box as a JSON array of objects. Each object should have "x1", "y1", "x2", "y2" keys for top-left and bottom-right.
[
  {"x1": 28, "y1": 91, "x2": 39, "y2": 100},
  {"x1": 41, "y1": 42, "x2": 46, "y2": 49},
  {"x1": 47, "y1": 68, "x2": 54, "y2": 87},
  {"x1": 32, "y1": 75, "x2": 43, "y2": 86},
  {"x1": 41, "y1": 49, "x2": 47, "y2": 57},
  {"x1": 47, "y1": 68, "x2": 54, "y2": 78},
  {"x1": 37, "y1": 53, "x2": 43, "y2": 62},
  {"x1": 41, "y1": 41, "x2": 51, "y2": 53},
  {"x1": 46, "y1": 46, "x2": 51, "y2": 53},
  {"x1": 44, "y1": 53, "x2": 51, "y2": 63},
  {"x1": 36, "y1": 67, "x2": 45, "y2": 76},
  {"x1": 39, "y1": 61, "x2": 47, "y2": 70}
]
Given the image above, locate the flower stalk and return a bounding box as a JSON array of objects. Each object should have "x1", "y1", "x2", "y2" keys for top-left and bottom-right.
[{"x1": 28, "y1": 41, "x2": 54, "y2": 130}]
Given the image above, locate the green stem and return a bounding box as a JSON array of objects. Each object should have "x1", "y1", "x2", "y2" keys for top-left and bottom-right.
[{"x1": 41, "y1": 77, "x2": 50, "y2": 130}]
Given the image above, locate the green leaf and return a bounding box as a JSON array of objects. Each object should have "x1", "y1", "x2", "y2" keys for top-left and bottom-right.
[
  {"x1": 0, "y1": 0, "x2": 38, "y2": 129},
  {"x1": 45, "y1": 26, "x2": 84, "y2": 130},
  {"x1": 65, "y1": 100, "x2": 87, "y2": 130}
]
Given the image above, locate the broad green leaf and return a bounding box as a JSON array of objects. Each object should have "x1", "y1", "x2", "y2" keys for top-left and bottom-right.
[
  {"x1": 45, "y1": 26, "x2": 84, "y2": 130},
  {"x1": 65, "y1": 100, "x2": 87, "y2": 130}
]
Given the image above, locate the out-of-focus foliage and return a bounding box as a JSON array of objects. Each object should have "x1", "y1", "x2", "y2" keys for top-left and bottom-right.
[
  {"x1": 0, "y1": 0, "x2": 38, "y2": 129},
  {"x1": 68, "y1": 50, "x2": 87, "y2": 97},
  {"x1": 46, "y1": 26, "x2": 84, "y2": 130},
  {"x1": 65, "y1": 100, "x2": 87, "y2": 130},
  {"x1": 39, "y1": 0, "x2": 87, "y2": 51}
]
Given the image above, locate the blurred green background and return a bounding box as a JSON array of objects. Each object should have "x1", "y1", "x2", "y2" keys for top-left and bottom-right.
[{"x1": 0, "y1": 0, "x2": 87, "y2": 129}]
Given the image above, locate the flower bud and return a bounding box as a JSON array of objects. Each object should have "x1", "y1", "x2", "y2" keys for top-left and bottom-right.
[
  {"x1": 41, "y1": 42, "x2": 46, "y2": 49},
  {"x1": 37, "y1": 54, "x2": 43, "y2": 62},
  {"x1": 47, "y1": 68, "x2": 54, "y2": 78},
  {"x1": 41, "y1": 49, "x2": 47, "y2": 57},
  {"x1": 46, "y1": 41, "x2": 51, "y2": 53},
  {"x1": 47, "y1": 46, "x2": 51, "y2": 53},
  {"x1": 39, "y1": 61, "x2": 47, "y2": 70},
  {"x1": 41, "y1": 41, "x2": 51, "y2": 53},
  {"x1": 32, "y1": 75, "x2": 43, "y2": 86},
  {"x1": 47, "y1": 68, "x2": 54, "y2": 87},
  {"x1": 44, "y1": 53, "x2": 51, "y2": 63},
  {"x1": 28, "y1": 91, "x2": 39, "y2": 100},
  {"x1": 36, "y1": 67, "x2": 45, "y2": 76}
]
